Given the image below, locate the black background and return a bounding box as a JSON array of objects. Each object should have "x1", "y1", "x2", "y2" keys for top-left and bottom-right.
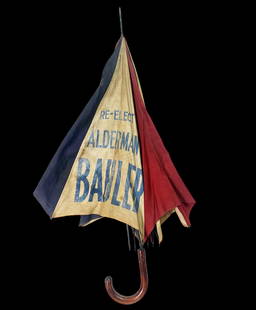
[{"x1": 8, "y1": 1, "x2": 237, "y2": 308}]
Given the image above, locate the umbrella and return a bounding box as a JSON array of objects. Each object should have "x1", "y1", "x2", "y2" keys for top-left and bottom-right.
[{"x1": 33, "y1": 8, "x2": 195, "y2": 305}]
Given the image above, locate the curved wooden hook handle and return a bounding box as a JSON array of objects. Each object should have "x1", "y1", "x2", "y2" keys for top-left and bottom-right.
[{"x1": 105, "y1": 249, "x2": 148, "y2": 305}]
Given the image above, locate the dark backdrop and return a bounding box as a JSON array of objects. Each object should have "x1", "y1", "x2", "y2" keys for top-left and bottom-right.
[{"x1": 10, "y1": 1, "x2": 233, "y2": 309}]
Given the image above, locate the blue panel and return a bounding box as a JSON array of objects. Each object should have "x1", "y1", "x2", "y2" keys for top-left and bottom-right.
[{"x1": 33, "y1": 38, "x2": 122, "y2": 216}]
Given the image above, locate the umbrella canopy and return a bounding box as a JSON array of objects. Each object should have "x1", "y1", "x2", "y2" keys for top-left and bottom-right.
[{"x1": 34, "y1": 36, "x2": 195, "y2": 244}]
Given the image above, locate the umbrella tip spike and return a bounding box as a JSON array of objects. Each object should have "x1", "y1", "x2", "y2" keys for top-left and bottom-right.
[{"x1": 118, "y1": 7, "x2": 123, "y2": 36}]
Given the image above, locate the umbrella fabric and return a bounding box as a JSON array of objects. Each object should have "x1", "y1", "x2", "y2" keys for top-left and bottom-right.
[
  {"x1": 34, "y1": 37, "x2": 195, "y2": 243},
  {"x1": 126, "y1": 45, "x2": 195, "y2": 241}
]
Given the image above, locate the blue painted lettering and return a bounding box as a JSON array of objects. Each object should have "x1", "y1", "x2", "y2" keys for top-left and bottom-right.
[
  {"x1": 74, "y1": 158, "x2": 143, "y2": 212},
  {"x1": 74, "y1": 158, "x2": 90, "y2": 202},
  {"x1": 120, "y1": 132, "x2": 129, "y2": 151},
  {"x1": 111, "y1": 160, "x2": 122, "y2": 206},
  {"x1": 103, "y1": 160, "x2": 116, "y2": 201},
  {"x1": 110, "y1": 131, "x2": 116, "y2": 149},
  {"x1": 122, "y1": 163, "x2": 136, "y2": 210},
  {"x1": 88, "y1": 159, "x2": 103, "y2": 202},
  {"x1": 103, "y1": 130, "x2": 109, "y2": 148},
  {"x1": 87, "y1": 131, "x2": 95, "y2": 147}
]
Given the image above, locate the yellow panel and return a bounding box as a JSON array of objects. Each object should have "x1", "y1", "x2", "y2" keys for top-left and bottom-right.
[{"x1": 52, "y1": 38, "x2": 145, "y2": 240}]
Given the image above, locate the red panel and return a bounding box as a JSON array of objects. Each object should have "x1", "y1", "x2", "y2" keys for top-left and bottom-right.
[{"x1": 126, "y1": 44, "x2": 196, "y2": 241}]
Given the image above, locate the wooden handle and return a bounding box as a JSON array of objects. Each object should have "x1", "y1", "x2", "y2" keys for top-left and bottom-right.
[{"x1": 105, "y1": 249, "x2": 148, "y2": 305}]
